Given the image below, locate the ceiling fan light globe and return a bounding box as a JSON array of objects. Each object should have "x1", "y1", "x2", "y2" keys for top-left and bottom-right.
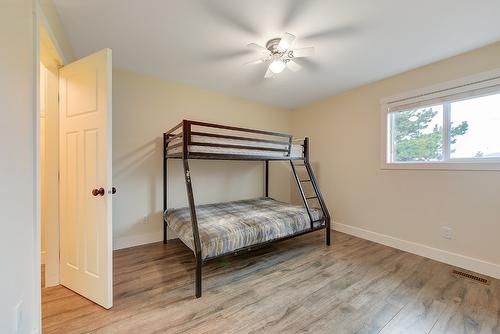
[
  {"x1": 269, "y1": 59, "x2": 286, "y2": 74},
  {"x1": 279, "y1": 42, "x2": 289, "y2": 51}
]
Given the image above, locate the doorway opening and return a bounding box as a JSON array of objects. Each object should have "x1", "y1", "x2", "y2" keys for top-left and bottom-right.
[{"x1": 38, "y1": 21, "x2": 114, "y2": 329}]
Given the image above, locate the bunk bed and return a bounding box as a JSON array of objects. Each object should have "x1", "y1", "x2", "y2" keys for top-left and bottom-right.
[{"x1": 163, "y1": 120, "x2": 331, "y2": 297}]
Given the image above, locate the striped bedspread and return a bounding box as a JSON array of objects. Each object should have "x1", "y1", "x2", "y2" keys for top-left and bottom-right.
[{"x1": 164, "y1": 197, "x2": 323, "y2": 260}]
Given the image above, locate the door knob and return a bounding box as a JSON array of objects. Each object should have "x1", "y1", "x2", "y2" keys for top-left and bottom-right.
[
  {"x1": 92, "y1": 187, "x2": 105, "y2": 196},
  {"x1": 112, "y1": 187, "x2": 116, "y2": 194}
]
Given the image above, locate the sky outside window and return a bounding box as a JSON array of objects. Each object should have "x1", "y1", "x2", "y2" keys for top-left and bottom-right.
[{"x1": 450, "y1": 93, "x2": 500, "y2": 159}]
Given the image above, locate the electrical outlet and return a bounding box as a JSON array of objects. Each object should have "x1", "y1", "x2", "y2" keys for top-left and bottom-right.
[
  {"x1": 441, "y1": 226, "x2": 453, "y2": 240},
  {"x1": 14, "y1": 300, "x2": 23, "y2": 333}
]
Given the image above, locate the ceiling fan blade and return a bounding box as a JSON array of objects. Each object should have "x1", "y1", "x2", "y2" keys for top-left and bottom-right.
[
  {"x1": 244, "y1": 58, "x2": 266, "y2": 66},
  {"x1": 247, "y1": 43, "x2": 268, "y2": 53},
  {"x1": 264, "y1": 66, "x2": 274, "y2": 79},
  {"x1": 291, "y1": 47, "x2": 314, "y2": 58},
  {"x1": 279, "y1": 32, "x2": 296, "y2": 50},
  {"x1": 286, "y1": 60, "x2": 302, "y2": 72}
]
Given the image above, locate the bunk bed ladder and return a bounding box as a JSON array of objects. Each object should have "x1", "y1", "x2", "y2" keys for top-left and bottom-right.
[
  {"x1": 290, "y1": 138, "x2": 331, "y2": 245},
  {"x1": 290, "y1": 162, "x2": 315, "y2": 229}
]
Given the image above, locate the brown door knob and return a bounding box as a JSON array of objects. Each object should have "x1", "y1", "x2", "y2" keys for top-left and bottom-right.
[{"x1": 92, "y1": 187, "x2": 105, "y2": 196}]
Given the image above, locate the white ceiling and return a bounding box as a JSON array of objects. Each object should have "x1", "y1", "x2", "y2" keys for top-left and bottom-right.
[{"x1": 53, "y1": 0, "x2": 500, "y2": 109}]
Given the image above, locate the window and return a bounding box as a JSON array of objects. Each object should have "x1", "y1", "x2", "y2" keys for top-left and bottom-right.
[
  {"x1": 449, "y1": 94, "x2": 500, "y2": 159},
  {"x1": 381, "y1": 69, "x2": 500, "y2": 170}
]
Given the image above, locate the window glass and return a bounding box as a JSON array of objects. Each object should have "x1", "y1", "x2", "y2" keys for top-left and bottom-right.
[
  {"x1": 391, "y1": 105, "x2": 443, "y2": 162},
  {"x1": 450, "y1": 93, "x2": 500, "y2": 159}
]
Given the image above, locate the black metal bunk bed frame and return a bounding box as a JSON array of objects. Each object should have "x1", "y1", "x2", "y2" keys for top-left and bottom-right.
[{"x1": 163, "y1": 120, "x2": 331, "y2": 298}]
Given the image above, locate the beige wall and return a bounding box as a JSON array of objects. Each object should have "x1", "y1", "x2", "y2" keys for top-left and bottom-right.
[
  {"x1": 38, "y1": 0, "x2": 74, "y2": 63},
  {"x1": 291, "y1": 42, "x2": 500, "y2": 277},
  {"x1": 0, "y1": 1, "x2": 36, "y2": 332},
  {"x1": 113, "y1": 69, "x2": 292, "y2": 249}
]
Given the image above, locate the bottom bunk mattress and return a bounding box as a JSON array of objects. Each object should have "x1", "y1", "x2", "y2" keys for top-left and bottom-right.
[{"x1": 164, "y1": 197, "x2": 324, "y2": 260}]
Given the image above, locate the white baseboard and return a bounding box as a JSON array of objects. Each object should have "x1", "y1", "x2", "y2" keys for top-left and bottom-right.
[
  {"x1": 332, "y1": 222, "x2": 500, "y2": 280},
  {"x1": 113, "y1": 232, "x2": 164, "y2": 250},
  {"x1": 45, "y1": 274, "x2": 59, "y2": 288}
]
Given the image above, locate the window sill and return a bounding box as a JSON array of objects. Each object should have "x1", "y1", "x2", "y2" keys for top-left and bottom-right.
[{"x1": 381, "y1": 161, "x2": 500, "y2": 171}]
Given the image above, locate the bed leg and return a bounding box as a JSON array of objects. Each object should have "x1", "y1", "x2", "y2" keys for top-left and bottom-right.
[
  {"x1": 163, "y1": 132, "x2": 168, "y2": 245},
  {"x1": 195, "y1": 254, "x2": 202, "y2": 298},
  {"x1": 163, "y1": 220, "x2": 167, "y2": 244},
  {"x1": 326, "y1": 218, "x2": 331, "y2": 246}
]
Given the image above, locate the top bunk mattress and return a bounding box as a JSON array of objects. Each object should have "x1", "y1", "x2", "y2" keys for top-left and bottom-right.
[
  {"x1": 165, "y1": 197, "x2": 323, "y2": 260},
  {"x1": 168, "y1": 134, "x2": 303, "y2": 158}
]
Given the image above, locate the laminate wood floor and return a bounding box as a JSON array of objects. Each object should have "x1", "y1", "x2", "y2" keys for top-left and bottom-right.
[{"x1": 42, "y1": 232, "x2": 500, "y2": 334}]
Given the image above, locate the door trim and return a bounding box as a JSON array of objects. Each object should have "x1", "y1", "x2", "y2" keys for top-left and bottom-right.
[
  {"x1": 35, "y1": 2, "x2": 72, "y2": 332},
  {"x1": 40, "y1": 44, "x2": 62, "y2": 288}
]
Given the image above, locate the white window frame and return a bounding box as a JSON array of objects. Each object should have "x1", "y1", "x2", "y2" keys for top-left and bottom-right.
[{"x1": 380, "y1": 68, "x2": 500, "y2": 171}]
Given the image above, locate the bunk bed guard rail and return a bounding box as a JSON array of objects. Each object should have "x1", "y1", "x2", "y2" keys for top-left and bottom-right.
[{"x1": 164, "y1": 120, "x2": 298, "y2": 160}]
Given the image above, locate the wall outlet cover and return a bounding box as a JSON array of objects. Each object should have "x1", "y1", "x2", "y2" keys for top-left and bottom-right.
[
  {"x1": 14, "y1": 300, "x2": 23, "y2": 333},
  {"x1": 441, "y1": 226, "x2": 453, "y2": 240}
]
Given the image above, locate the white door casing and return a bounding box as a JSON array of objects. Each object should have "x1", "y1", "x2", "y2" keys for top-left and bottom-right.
[{"x1": 59, "y1": 48, "x2": 113, "y2": 309}]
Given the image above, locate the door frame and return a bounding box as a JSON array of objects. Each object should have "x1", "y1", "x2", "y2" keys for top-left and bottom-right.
[
  {"x1": 40, "y1": 26, "x2": 63, "y2": 288},
  {"x1": 34, "y1": 2, "x2": 70, "y2": 331}
]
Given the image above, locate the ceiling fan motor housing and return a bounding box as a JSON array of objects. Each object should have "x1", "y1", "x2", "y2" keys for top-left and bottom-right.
[{"x1": 266, "y1": 38, "x2": 284, "y2": 54}]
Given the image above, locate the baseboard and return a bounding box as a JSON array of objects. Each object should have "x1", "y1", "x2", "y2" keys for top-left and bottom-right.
[
  {"x1": 332, "y1": 222, "x2": 500, "y2": 280},
  {"x1": 45, "y1": 274, "x2": 59, "y2": 288},
  {"x1": 113, "y1": 232, "x2": 164, "y2": 250}
]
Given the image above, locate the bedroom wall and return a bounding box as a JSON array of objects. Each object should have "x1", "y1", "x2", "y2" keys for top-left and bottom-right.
[
  {"x1": 0, "y1": 1, "x2": 36, "y2": 333},
  {"x1": 113, "y1": 69, "x2": 293, "y2": 249},
  {"x1": 0, "y1": 2, "x2": 73, "y2": 332},
  {"x1": 291, "y1": 41, "x2": 500, "y2": 278},
  {"x1": 38, "y1": 0, "x2": 74, "y2": 63}
]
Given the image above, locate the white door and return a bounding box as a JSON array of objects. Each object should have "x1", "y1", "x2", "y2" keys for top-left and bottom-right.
[{"x1": 59, "y1": 48, "x2": 113, "y2": 309}]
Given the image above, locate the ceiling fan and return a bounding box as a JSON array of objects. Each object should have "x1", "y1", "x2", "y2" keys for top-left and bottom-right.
[{"x1": 245, "y1": 32, "x2": 314, "y2": 78}]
